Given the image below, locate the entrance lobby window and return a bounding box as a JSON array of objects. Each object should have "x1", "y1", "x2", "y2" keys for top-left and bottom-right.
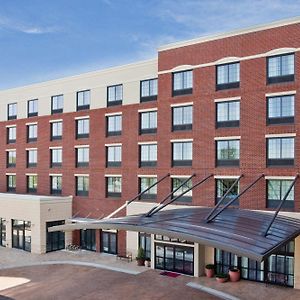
[
  {"x1": 138, "y1": 232, "x2": 151, "y2": 259},
  {"x1": 46, "y1": 221, "x2": 65, "y2": 252},
  {"x1": 101, "y1": 231, "x2": 117, "y2": 254},
  {"x1": 80, "y1": 229, "x2": 96, "y2": 251},
  {"x1": 0, "y1": 218, "x2": 6, "y2": 247},
  {"x1": 12, "y1": 219, "x2": 31, "y2": 252}
]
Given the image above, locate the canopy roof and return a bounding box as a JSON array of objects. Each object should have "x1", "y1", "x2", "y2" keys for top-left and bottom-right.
[{"x1": 49, "y1": 207, "x2": 300, "y2": 261}]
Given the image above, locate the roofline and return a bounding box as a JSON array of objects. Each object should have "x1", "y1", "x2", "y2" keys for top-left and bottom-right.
[
  {"x1": 0, "y1": 58, "x2": 157, "y2": 94},
  {"x1": 158, "y1": 16, "x2": 300, "y2": 52}
]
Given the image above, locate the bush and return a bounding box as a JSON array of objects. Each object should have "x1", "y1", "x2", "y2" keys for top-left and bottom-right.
[
  {"x1": 136, "y1": 247, "x2": 145, "y2": 260},
  {"x1": 216, "y1": 273, "x2": 228, "y2": 279},
  {"x1": 229, "y1": 267, "x2": 239, "y2": 272},
  {"x1": 205, "y1": 264, "x2": 215, "y2": 269}
]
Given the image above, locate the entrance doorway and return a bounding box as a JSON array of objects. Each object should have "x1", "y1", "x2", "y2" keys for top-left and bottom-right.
[
  {"x1": 46, "y1": 221, "x2": 65, "y2": 252},
  {"x1": 80, "y1": 229, "x2": 96, "y2": 251},
  {"x1": 12, "y1": 219, "x2": 31, "y2": 252},
  {"x1": 101, "y1": 231, "x2": 117, "y2": 254},
  {"x1": 0, "y1": 218, "x2": 6, "y2": 247},
  {"x1": 155, "y1": 243, "x2": 194, "y2": 275}
]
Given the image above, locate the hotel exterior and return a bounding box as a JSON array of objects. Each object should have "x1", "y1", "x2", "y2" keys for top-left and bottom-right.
[{"x1": 0, "y1": 17, "x2": 300, "y2": 288}]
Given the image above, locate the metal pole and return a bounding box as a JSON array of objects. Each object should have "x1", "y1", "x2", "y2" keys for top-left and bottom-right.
[
  {"x1": 207, "y1": 174, "x2": 264, "y2": 223},
  {"x1": 264, "y1": 174, "x2": 298, "y2": 237},
  {"x1": 205, "y1": 175, "x2": 243, "y2": 222},
  {"x1": 145, "y1": 174, "x2": 196, "y2": 217},
  {"x1": 147, "y1": 174, "x2": 213, "y2": 217}
]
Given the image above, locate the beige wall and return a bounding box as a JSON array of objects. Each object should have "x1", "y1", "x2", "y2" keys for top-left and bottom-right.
[
  {"x1": 0, "y1": 194, "x2": 72, "y2": 253},
  {"x1": 0, "y1": 59, "x2": 157, "y2": 121}
]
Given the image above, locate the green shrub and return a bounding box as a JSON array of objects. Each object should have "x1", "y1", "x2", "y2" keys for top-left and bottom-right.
[
  {"x1": 205, "y1": 264, "x2": 215, "y2": 269},
  {"x1": 136, "y1": 247, "x2": 145, "y2": 260}
]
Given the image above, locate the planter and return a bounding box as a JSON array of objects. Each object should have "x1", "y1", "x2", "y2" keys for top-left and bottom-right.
[
  {"x1": 216, "y1": 276, "x2": 228, "y2": 283},
  {"x1": 137, "y1": 259, "x2": 145, "y2": 266},
  {"x1": 229, "y1": 269, "x2": 240, "y2": 282},
  {"x1": 145, "y1": 260, "x2": 151, "y2": 267},
  {"x1": 205, "y1": 268, "x2": 215, "y2": 278}
]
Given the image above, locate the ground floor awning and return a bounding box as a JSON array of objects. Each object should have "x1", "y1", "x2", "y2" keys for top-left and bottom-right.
[{"x1": 48, "y1": 207, "x2": 300, "y2": 261}]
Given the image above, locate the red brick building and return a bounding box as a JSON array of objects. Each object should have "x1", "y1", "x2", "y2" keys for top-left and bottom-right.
[{"x1": 0, "y1": 17, "x2": 300, "y2": 287}]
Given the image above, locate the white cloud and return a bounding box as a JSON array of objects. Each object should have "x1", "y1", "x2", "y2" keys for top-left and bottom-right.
[{"x1": 0, "y1": 15, "x2": 58, "y2": 34}]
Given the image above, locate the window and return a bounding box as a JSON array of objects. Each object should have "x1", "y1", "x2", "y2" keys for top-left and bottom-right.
[
  {"x1": 50, "y1": 176, "x2": 62, "y2": 195},
  {"x1": 101, "y1": 231, "x2": 117, "y2": 254},
  {"x1": 172, "y1": 141, "x2": 192, "y2": 166},
  {"x1": 140, "y1": 111, "x2": 157, "y2": 134},
  {"x1": 267, "y1": 180, "x2": 294, "y2": 209},
  {"x1": 216, "y1": 179, "x2": 239, "y2": 206},
  {"x1": 7, "y1": 175, "x2": 16, "y2": 192},
  {"x1": 28, "y1": 99, "x2": 38, "y2": 117},
  {"x1": 7, "y1": 150, "x2": 16, "y2": 168},
  {"x1": 76, "y1": 176, "x2": 89, "y2": 196},
  {"x1": 106, "y1": 176, "x2": 122, "y2": 197},
  {"x1": 139, "y1": 177, "x2": 157, "y2": 200},
  {"x1": 106, "y1": 145, "x2": 121, "y2": 167},
  {"x1": 140, "y1": 144, "x2": 157, "y2": 167},
  {"x1": 216, "y1": 62, "x2": 240, "y2": 90},
  {"x1": 80, "y1": 229, "x2": 96, "y2": 251},
  {"x1": 267, "y1": 95, "x2": 294, "y2": 125},
  {"x1": 139, "y1": 232, "x2": 151, "y2": 259},
  {"x1": 140, "y1": 78, "x2": 158, "y2": 102},
  {"x1": 7, "y1": 103, "x2": 17, "y2": 120},
  {"x1": 7, "y1": 126, "x2": 16, "y2": 144},
  {"x1": 107, "y1": 84, "x2": 123, "y2": 106},
  {"x1": 267, "y1": 137, "x2": 294, "y2": 166},
  {"x1": 216, "y1": 101, "x2": 240, "y2": 128},
  {"x1": 51, "y1": 148, "x2": 62, "y2": 167},
  {"x1": 172, "y1": 105, "x2": 193, "y2": 131},
  {"x1": 172, "y1": 177, "x2": 192, "y2": 202},
  {"x1": 27, "y1": 124, "x2": 37, "y2": 142},
  {"x1": 107, "y1": 115, "x2": 122, "y2": 136},
  {"x1": 27, "y1": 175, "x2": 37, "y2": 193},
  {"x1": 51, "y1": 121, "x2": 63, "y2": 140},
  {"x1": 77, "y1": 90, "x2": 90, "y2": 111},
  {"x1": 216, "y1": 140, "x2": 240, "y2": 166},
  {"x1": 76, "y1": 147, "x2": 89, "y2": 167},
  {"x1": 267, "y1": 53, "x2": 294, "y2": 84},
  {"x1": 51, "y1": 95, "x2": 63, "y2": 114},
  {"x1": 0, "y1": 218, "x2": 6, "y2": 247},
  {"x1": 172, "y1": 70, "x2": 193, "y2": 96},
  {"x1": 27, "y1": 149, "x2": 37, "y2": 168},
  {"x1": 76, "y1": 118, "x2": 89, "y2": 139}
]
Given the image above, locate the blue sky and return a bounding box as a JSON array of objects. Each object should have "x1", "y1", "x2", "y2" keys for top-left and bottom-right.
[{"x1": 0, "y1": 0, "x2": 299, "y2": 89}]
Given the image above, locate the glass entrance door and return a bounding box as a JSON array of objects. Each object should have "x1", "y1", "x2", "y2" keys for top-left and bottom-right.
[
  {"x1": 12, "y1": 220, "x2": 31, "y2": 252},
  {"x1": 80, "y1": 229, "x2": 96, "y2": 251},
  {"x1": 101, "y1": 231, "x2": 117, "y2": 254},
  {"x1": 155, "y1": 243, "x2": 194, "y2": 275},
  {"x1": 46, "y1": 221, "x2": 65, "y2": 252},
  {"x1": 0, "y1": 218, "x2": 6, "y2": 247}
]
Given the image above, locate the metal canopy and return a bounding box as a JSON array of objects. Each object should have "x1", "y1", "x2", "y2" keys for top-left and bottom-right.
[{"x1": 49, "y1": 207, "x2": 300, "y2": 262}]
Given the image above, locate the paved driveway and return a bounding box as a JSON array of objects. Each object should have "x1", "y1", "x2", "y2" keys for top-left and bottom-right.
[{"x1": 0, "y1": 265, "x2": 217, "y2": 300}]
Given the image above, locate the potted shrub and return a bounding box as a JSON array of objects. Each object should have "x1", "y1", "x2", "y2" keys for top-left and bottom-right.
[
  {"x1": 229, "y1": 267, "x2": 240, "y2": 282},
  {"x1": 144, "y1": 258, "x2": 151, "y2": 267},
  {"x1": 216, "y1": 273, "x2": 228, "y2": 283},
  {"x1": 205, "y1": 264, "x2": 215, "y2": 278},
  {"x1": 136, "y1": 247, "x2": 146, "y2": 266}
]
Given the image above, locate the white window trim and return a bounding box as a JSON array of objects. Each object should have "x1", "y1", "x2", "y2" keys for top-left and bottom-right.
[
  {"x1": 26, "y1": 173, "x2": 37, "y2": 176},
  {"x1": 49, "y1": 173, "x2": 63, "y2": 177},
  {"x1": 171, "y1": 102, "x2": 193, "y2": 107},
  {"x1": 137, "y1": 174, "x2": 157, "y2": 178},
  {"x1": 105, "y1": 143, "x2": 122, "y2": 147},
  {"x1": 49, "y1": 119, "x2": 63, "y2": 123},
  {"x1": 6, "y1": 173, "x2": 16, "y2": 176},
  {"x1": 138, "y1": 108, "x2": 158, "y2": 113},
  {"x1": 26, "y1": 147, "x2": 37, "y2": 151},
  {"x1": 6, "y1": 124, "x2": 16, "y2": 128},
  {"x1": 105, "y1": 112, "x2": 122, "y2": 117},
  {"x1": 266, "y1": 91, "x2": 296, "y2": 97},
  {"x1": 75, "y1": 115, "x2": 90, "y2": 120},
  {"x1": 74, "y1": 145, "x2": 89, "y2": 148},
  {"x1": 138, "y1": 141, "x2": 157, "y2": 145},
  {"x1": 6, "y1": 149, "x2": 16, "y2": 152},
  {"x1": 265, "y1": 133, "x2": 296, "y2": 138},
  {"x1": 74, "y1": 174, "x2": 89, "y2": 177},
  {"x1": 214, "y1": 175, "x2": 241, "y2": 179},
  {"x1": 214, "y1": 136, "x2": 241, "y2": 141},
  {"x1": 214, "y1": 97, "x2": 241, "y2": 103},
  {"x1": 170, "y1": 138, "x2": 193, "y2": 143},
  {"x1": 25, "y1": 121, "x2": 38, "y2": 126},
  {"x1": 49, "y1": 146, "x2": 63, "y2": 150},
  {"x1": 265, "y1": 176, "x2": 296, "y2": 180},
  {"x1": 105, "y1": 174, "x2": 122, "y2": 177},
  {"x1": 170, "y1": 175, "x2": 192, "y2": 178}
]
